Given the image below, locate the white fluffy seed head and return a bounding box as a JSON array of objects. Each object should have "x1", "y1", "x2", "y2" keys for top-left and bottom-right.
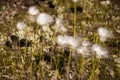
[
  {"x1": 98, "y1": 27, "x2": 110, "y2": 37},
  {"x1": 98, "y1": 27, "x2": 112, "y2": 42},
  {"x1": 67, "y1": 36, "x2": 79, "y2": 49},
  {"x1": 57, "y1": 35, "x2": 79, "y2": 49},
  {"x1": 77, "y1": 46, "x2": 91, "y2": 56},
  {"x1": 57, "y1": 35, "x2": 67, "y2": 46},
  {"x1": 100, "y1": 0, "x2": 110, "y2": 5},
  {"x1": 17, "y1": 21, "x2": 27, "y2": 30},
  {"x1": 56, "y1": 18, "x2": 67, "y2": 32},
  {"x1": 37, "y1": 13, "x2": 54, "y2": 26},
  {"x1": 73, "y1": 0, "x2": 78, "y2": 2},
  {"x1": 91, "y1": 44, "x2": 108, "y2": 58},
  {"x1": 106, "y1": 0, "x2": 110, "y2": 4},
  {"x1": 28, "y1": 6, "x2": 39, "y2": 16}
]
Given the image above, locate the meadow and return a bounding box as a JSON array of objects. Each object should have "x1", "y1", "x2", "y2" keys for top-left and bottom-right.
[{"x1": 0, "y1": 0, "x2": 120, "y2": 80}]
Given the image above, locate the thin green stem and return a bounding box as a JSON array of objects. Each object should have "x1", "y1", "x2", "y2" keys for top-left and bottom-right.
[
  {"x1": 78, "y1": 55, "x2": 84, "y2": 80},
  {"x1": 89, "y1": 55, "x2": 96, "y2": 80},
  {"x1": 74, "y1": 2, "x2": 77, "y2": 37},
  {"x1": 67, "y1": 49, "x2": 72, "y2": 80}
]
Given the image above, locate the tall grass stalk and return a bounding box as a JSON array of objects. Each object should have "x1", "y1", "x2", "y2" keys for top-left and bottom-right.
[
  {"x1": 21, "y1": 31, "x2": 28, "y2": 79},
  {"x1": 78, "y1": 55, "x2": 84, "y2": 80},
  {"x1": 39, "y1": 32, "x2": 45, "y2": 80},
  {"x1": 89, "y1": 54, "x2": 96, "y2": 80},
  {"x1": 3, "y1": 59, "x2": 7, "y2": 74},
  {"x1": 89, "y1": 33, "x2": 101, "y2": 80},
  {"x1": 53, "y1": 55, "x2": 60, "y2": 80},
  {"x1": 95, "y1": 58, "x2": 100, "y2": 80},
  {"x1": 89, "y1": 54, "x2": 100, "y2": 80},
  {"x1": 67, "y1": 49, "x2": 72, "y2": 80},
  {"x1": 14, "y1": 36, "x2": 21, "y2": 79},
  {"x1": 73, "y1": 2, "x2": 77, "y2": 37},
  {"x1": 116, "y1": 40, "x2": 119, "y2": 55}
]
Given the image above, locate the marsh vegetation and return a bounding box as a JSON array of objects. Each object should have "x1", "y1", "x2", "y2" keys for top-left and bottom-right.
[{"x1": 0, "y1": 0, "x2": 120, "y2": 80}]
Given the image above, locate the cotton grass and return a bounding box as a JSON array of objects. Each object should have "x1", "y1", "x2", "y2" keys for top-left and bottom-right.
[
  {"x1": 16, "y1": 21, "x2": 27, "y2": 30},
  {"x1": 77, "y1": 40, "x2": 92, "y2": 56},
  {"x1": 57, "y1": 35, "x2": 79, "y2": 49},
  {"x1": 100, "y1": 0, "x2": 111, "y2": 5},
  {"x1": 77, "y1": 46, "x2": 91, "y2": 56},
  {"x1": 98, "y1": 27, "x2": 113, "y2": 42},
  {"x1": 28, "y1": 6, "x2": 39, "y2": 16},
  {"x1": 91, "y1": 44, "x2": 108, "y2": 58},
  {"x1": 55, "y1": 18, "x2": 67, "y2": 32},
  {"x1": 72, "y1": 0, "x2": 78, "y2": 2},
  {"x1": 37, "y1": 13, "x2": 54, "y2": 26}
]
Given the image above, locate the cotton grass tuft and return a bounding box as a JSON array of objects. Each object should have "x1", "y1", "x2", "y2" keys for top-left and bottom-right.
[
  {"x1": 57, "y1": 35, "x2": 79, "y2": 49},
  {"x1": 98, "y1": 27, "x2": 113, "y2": 42},
  {"x1": 37, "y1": 13, "x2": 54, "y2": 26},
  {"x1": 91, "y1": 44, "x2": 108, "y2": 58},
  {"x1": 17, "y1": 21, "x2": 27, "y2": 30},
  {"x1": 55, "y1": 18, "x2": 67, "y2": 32},
  {"x1": 28, "y1": 6, "x2": 39, "y2": 16}
]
